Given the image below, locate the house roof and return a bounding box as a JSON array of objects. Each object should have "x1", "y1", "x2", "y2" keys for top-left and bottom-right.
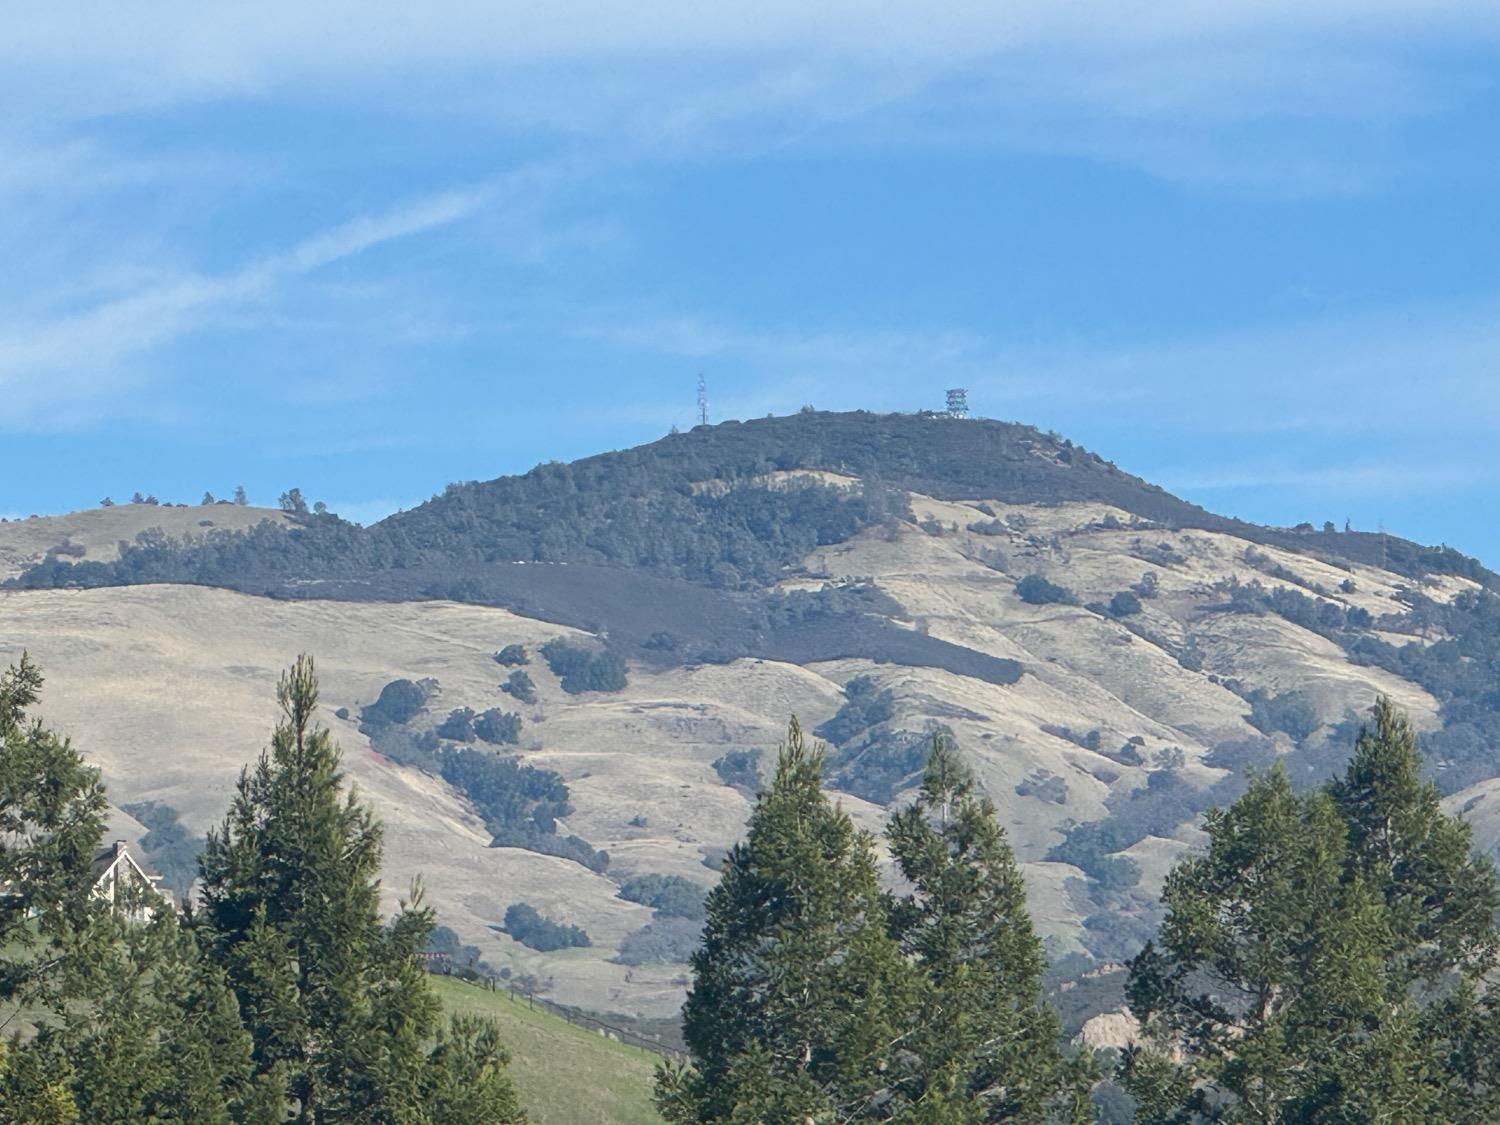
[{"x1": 91, "y1": 840, "x2": 162, "y2": 886}]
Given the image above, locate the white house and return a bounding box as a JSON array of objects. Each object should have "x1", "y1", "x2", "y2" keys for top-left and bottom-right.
[{"x1": 91, "y1": 839, "x2": 172, "y2": 922}]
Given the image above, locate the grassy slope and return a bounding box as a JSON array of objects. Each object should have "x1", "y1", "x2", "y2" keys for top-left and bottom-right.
[{"x1": 431, "y1": 975, "x2": 663, "y2": 1125}]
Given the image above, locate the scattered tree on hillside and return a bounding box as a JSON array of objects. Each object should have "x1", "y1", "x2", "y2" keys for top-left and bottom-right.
[
  {"x1": 618, "y1": 874, "x2": 708, "y2": 921},
  {"x1": 233, "y1": 485, "x2": 248, "y2": 506},
  {"x1": 473, "y1": 709, "x2": 521, "y2": 745},
  {"x1": 360, "y1": 677, "x2": 428, "y2": 729},
  {"x1": 502, "y1": 903, "x2": 589, "y2": 952},
  {"x1": 437, "y1": 707, "x2": 477, "y2": 742},
  {"x1": 1015, "y1": 575, "x2": 1076, "y2": 606},
  {"x1": 540, "y1": 639, "x2": 627, "y2": 694},
  {"x1": 710, "y1": 748, "x2": 760, "y2": 792},
  {"x1": 494, "y1": 645, "x2": 529, "y2": 667},
  {"x1": 1124, "y1": 698, "x2": 1500, "y2": 1122},
  {"x1": 500, "y1": 670, "x2": 536, "y2": 704},
  {"x1": 278, "y1": 488, "x2": 309, "y2": 515}
]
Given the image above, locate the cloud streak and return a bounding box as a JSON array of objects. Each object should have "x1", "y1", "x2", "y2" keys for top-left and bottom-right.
[
  {"x1": 4, "y1": 4, "x2": 1496, "y2": 186},
  {"x1": 0, "y1": 162, "x2": 569, "y2": 430}
]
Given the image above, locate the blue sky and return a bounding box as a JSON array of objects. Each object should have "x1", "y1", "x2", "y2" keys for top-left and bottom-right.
[{"x1": 4, "y1": 4, "x2": 1500, "y2": 560}]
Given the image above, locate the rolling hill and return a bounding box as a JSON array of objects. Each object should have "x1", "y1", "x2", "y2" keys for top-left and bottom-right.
[{"x1": 4, "y1": 410, "x2": 1499, "y2": 1023}]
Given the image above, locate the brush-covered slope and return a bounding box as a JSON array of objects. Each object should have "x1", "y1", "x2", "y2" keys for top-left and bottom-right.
[{"x1": 4, "y1": 411, "x2": 1499, "y2": 1020}]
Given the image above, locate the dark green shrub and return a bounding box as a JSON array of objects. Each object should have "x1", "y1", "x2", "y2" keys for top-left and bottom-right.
[
  {"x1": 360, "y1": 678, "x2": 427, "y2": 729},
  {"x1": 618, "y1": 874, "x2": 707, "y2": 920},
  {"x1": 813, "y1": 676, "x2": 894, "y2": 746},
  {"x1": 500, "y1": 670, "x2": 537, "y2": 704},
  {"x1": 540, "y1": 639, "x2": 628, "y2": 694},
  {"x1": 711, "y1": 749, "x2": 761, "y2": 791},
  {"x1": 439, "y1": 746, "x2": 610, "y2": 872},
  {"x1": 1204, "y1": 737, "x2": 1278, "y2": 774},
  {"x1": 473, "y1": 709, "x2": 521, "y2": 745},
  {"x1": 494, "y1": 644, "x2": 529, "y2": 666},
  {"x1": 1015, "y1": 574, "x2": 1076, "y2": 605},
  {"x1": 1109, "y1": 590, "x2": 1142, "y2": 617},
  {"x1": 1041, "y1": 724, "x2": 1102, "y2": 752},
  {"x1": 1015, "y1": 771, "x2": 1068, "y2": 804},
  {"x1": 1246, "y1": 690, "x2": 1320, "y2": 743},
  {"x1": 615, "y1": 919, "x2": 702, "y2": 965},
  {"x1": 437, "y1": 707, "x2": 477, "y2": 742},
  {"x1": 503, "y1": 903, "x2": 589, "y2": 951}
]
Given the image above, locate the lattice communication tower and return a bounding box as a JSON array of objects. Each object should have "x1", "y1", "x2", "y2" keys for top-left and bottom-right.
[
  {"x1": 946, "y1": 388, "x2": 970, "y2": 419},
  {"x1": 697, "y1": 374, "x2": 709, "y2": 426}
]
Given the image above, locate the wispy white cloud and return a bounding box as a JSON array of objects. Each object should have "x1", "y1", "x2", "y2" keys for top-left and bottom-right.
[
  {"x1": 1160, "y1": 461, "x2": 1493, "y2": 497},
  {"x1": 2, "y1": 4, "x2": 1496, "y2": 188},
  {"x1": 0, "y1": 161, "x2": 572, "y2": 431}
]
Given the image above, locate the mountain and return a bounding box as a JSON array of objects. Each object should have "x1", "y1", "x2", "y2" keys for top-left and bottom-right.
[{"x1": 5, "y1": 410, "x2": 1499, "y2": 1020}]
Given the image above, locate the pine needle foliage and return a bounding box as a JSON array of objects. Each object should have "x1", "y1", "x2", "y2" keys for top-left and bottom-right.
[
  {"x1": 658, "y1": 719, "x2": 912, "y2": 1122},
  {"x1": 1124, "y1": 697, "x2": 1500, "y2": 1123},
  {"x1": 661, "y1": 724, "x2": 1088, "y2": 1123},
  {"x1": 0, "y1": 656, "x2": 276, "y2": 1122},
  {"x1": 887, "y1": 735, "x2": 1092, "y2": 1122},
  {"x1": 198, "y1": 655, "x2": 525, "y2": 1124},
  {"x1": 0, "y1": 655, "x2": 109, "y2": 1024}
]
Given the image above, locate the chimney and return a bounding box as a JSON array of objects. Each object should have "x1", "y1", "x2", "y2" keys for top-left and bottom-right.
[{"x1": 114, "y1": 840, "x2": 127, "y2": 859}]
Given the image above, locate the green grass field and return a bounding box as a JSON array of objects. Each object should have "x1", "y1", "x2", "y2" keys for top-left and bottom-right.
[{"x1": 430, "y1": 976, "x2": 664, "y2": 1124}]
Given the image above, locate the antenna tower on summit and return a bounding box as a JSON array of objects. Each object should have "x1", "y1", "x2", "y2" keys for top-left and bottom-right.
[
  {"x1": 945, "y1": 388, "x2": 969, "y2": 419},
  {"x1": 697, "y1": 374, "x2": 709, "y2": 426}
]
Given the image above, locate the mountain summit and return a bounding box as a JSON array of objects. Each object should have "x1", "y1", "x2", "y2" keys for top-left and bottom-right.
[{"x1": 5, "y1": 409, "x2": 1500, "y2": 1018}]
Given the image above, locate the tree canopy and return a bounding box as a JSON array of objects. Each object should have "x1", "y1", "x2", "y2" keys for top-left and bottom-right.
[{"x1": 1124, "y1": 697, "x2": 1500, "y2": 1123}]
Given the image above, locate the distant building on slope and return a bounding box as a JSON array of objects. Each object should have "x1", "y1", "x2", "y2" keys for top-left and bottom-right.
[{"x1": 91, "y1": 839, "x2": 172, "y2": 922}]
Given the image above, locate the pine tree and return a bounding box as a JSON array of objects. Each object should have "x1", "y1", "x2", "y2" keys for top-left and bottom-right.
[
  {"x1": 1329, "y1": 696, "x2": 1499, "y2": 984},
  {"x1": 0, "y1": 655, "x2": 109, "y2": 1025},
  {"x1": 32, "y1": 913, "x2": 281, "y2": 1124},
  {"x1": 0, "y1": 656, "x2": 274, "y2": 1122},
  {"x1": 658, "y1": 719, "x2": 912, "y2": 1123},
  {"x1": 196, "y1": 656, "x2": 523, "y2": 1123},
  {"x1": 1125, "y1": 698, "x2": 1500, "y2": 1123},
  {"x1": 419, "y1": 1016, "x2": 528, "y2": 1122},
  {"x1": 886, "y1": 736, "x2": 1091, "y2": 1123}
]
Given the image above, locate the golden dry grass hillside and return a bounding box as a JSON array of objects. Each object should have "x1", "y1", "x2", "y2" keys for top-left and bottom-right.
[
  {"x1": 0, "y1": 504, "x2": 292, "y2": 581},
  {"x1": 0, "y1": 488, "x2": 1476, "y2": 1019}
]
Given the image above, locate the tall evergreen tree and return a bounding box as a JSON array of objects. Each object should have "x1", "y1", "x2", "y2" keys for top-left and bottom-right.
[
  {"x1": 197, "y1": 655, "x2": 524, "y2": 1124},
  {"x1": 1124, "y1": 698, "x2": 1500, "y2": 1123},
  {"x1": 29, "y1": 912, "x2": 282, "y2": 1124},
  {"x1": 0, "y1": 656, "x2": 276, "y2": 1122},
  {"x1": 1329, "y1": 696, "x2": 1499, "y2": 984},
  {"x1": 657, "y1": 719, "x2": 912, "y2": 1123},
  {"x1": 0, "y1": 655, "x2": 108, "y2": 1025},
  {"x1": 886, "y1": 736, "x2": 1092, "y2": 1123}
]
